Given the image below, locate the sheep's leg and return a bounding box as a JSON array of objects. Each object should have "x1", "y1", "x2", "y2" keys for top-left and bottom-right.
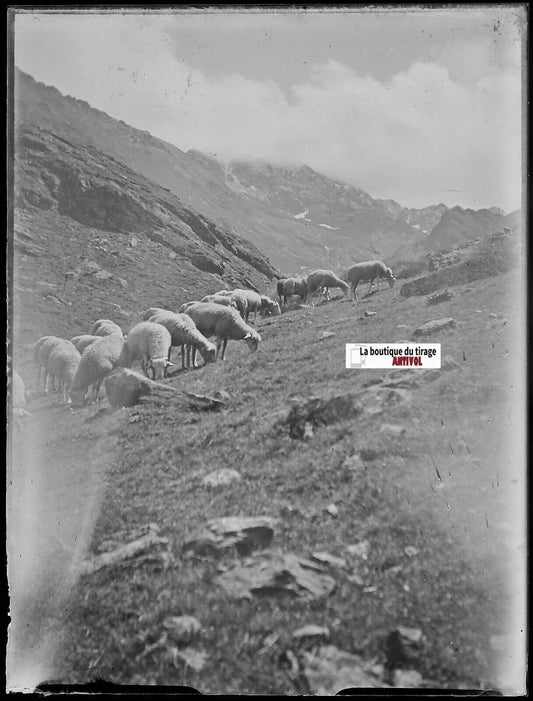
[
  {"x1": 37, "y1": 367, "x2": 42, "y2": 394},
  {"x1": 181, "y1": 345, "x2": 186, "y2": 369},
  {"x1": 215, "y1": 337, "x2": 223, "y2": 360},
  {"x1": 192, "y1": 346, "x2": 198, "y2": 368},
  {"x1": 221, "y1": 338, "x2": 228, "y2": 360}
]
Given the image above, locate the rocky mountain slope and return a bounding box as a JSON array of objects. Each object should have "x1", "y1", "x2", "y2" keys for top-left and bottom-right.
[
  {"x1": 376, "y1": 200, "x2": 450, "y2": 235},
  {"x1": 427, "y1": 207, "x2": 511, "y2": 252},
  {"x1": 11, "y1": 125, "x2": 278, "y2": 362},
  {"x1": 13, "y1": 69, "x2": 433, "y2": 272}
]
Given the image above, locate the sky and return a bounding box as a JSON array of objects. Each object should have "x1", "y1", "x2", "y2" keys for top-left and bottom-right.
[{"x1": 12, "y1": 6, "x2": 526, "y2": 212}]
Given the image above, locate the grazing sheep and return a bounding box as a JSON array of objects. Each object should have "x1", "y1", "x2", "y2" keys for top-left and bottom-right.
[
  {"x1": 200, "y1": 294, "x2": 239, "y2": 311},
  {"x1": 178, "y1": 301, "x2": 200, "y2": 313},
  {"x1": 70, "y1": 334, "x2": 100, "y2": 353},
  {"x1": 184, "y1": 302, "x2": 261, "y2": 360},
  {"x1": 344, "y1": 260, "x2": 395, "y2": 301},
  {"x1": 232, "y1": 289, "x2": 263, "y2": 324},
  {"x1": 47, "y1": 340, "x2": 82, "y2": 404},
  {"x1": 281, "y1": 277, "x2": 308, "y2": 305},
  {"x1": 142, "y1": 307, "x2": 170, "y2": 321},
  {"x1": 123, "y1": 321, "x2": 172, "y2": 380},
  {"x1": 147, "y1": 309, "x2": 216, "y2": 369},
  {"x1": 260, "y1": 295, "x2": 281, "y2": 317},
  {"x1": 90, "y1": 319, "x2": 124, "y2": 338},
  {"x1": 33, "y1": 335, "x2": 61, "y2": 393},
  {"x1": 70, "y1": 334, "x2": 127, "y2": 407},
  {"x1": 36, "y1": 336, "x2": 65, "y2": 393},
  {"x1": 306, "y1": 269, "x2": 349, "y2": 305},
  {"x1": 276, "y1": 280, "x2": 286, "y2": 305}
]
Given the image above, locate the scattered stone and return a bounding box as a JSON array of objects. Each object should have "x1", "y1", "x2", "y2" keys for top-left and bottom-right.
[
  {"x1": 293, "y1": 625, "x2": 330, "y2": 643},
  {"x1": 427, "y1": 289, "x2": 454, "y2": 305},
  {"x1": 202, "y1": 468, "x2": 241, "y2": 488},
  {"x1": 285, "y1": 394, "x2": 363, "y2": 439},
  {"x1": 163, "y1": 615, "x2": 202, "y2": 645},
  {"x1": 380, "y1": 423, "x2": 407, "y2": 438},
  {"x1": 393, "y1": 669, "x2": 425, "y2": 687},
  {"x1": 347, "y1": 541, "x2": 370, "y2": 560},
  {"x1": 95, "y1": 269, "x2": 113, "y2": 281},
  {"x1": 385, "y1": 627, "x2": 426, "y2": 669},
  {"x1": 301, "y1": 645, "x2": 390, "y2": 693},
  {"x1": 129, "y1": 237, "x2": 138, "y2": 248},
  {"x1": 216, "y1": 552, "x2": 336, "y2": 600},
  {"x1": 182, "y1": 516, "x2": 277, "y2": 558},
  {"x1": 280, "y1": 504, "x2": 303, "y2": 518},
  {"x1": 319, "y1": 331, "x2": 336, "y2": 340},
  {"x1": 441, "y1": 355, "x2": 462, "y2": 371},
  {"x1": 105, "y1": 367, "x2": 177, "y2": 407},
  {"x1": 311, "y1": 552, "x2": 347, "y2": 570},
  {"x1": 118, "y1": 277, "x2": 128, "y2": 289},
  {"x1": 488, "y1": 312, "x2": 499, "y2": 318},
  {"x1": 79, "y1": 261, "x2": 101, "y2": 275},
  {"x1": 403, "y1": 546, "x2": 418, "y2": 557},
  {"x1": 341, "y1": 453, "x2": 366, "y2": 472},
  {"x1": 110, "y1": 250, "x2": 120, "y2": 256},
  {"x1": 186, "y1": 391, "x2": 228, "y2": 411},
  {"x1": 174, "y1": 647, "x2": 208, "y2": 672},
  {"x1": 396, "y1": 324, "x2": 409, "y2": 329},
  {"x1": 325, "y1": 504, "x2": 338, "y2": 517},
  {"x1": 347, "y1": 573, "x2": 365, "y2": 586},
  {"x1": 168, "y1": 251, "x2": 177, "y2": 260},
  {"x1": 362, "y1": 386, "x2": 412, "y2": 415},
  {"x1": 79, "y1": 524, "x2": 168, "y2": 576},
  {"x1": 360, "y1": 310, "x2": 377, "y2": 318},
  {"x1": 420, "y1": 370, "x2": 441, "y2": 382},
  {"x1": 412, "y1": 318, "x2": 456, "y2": 339}
]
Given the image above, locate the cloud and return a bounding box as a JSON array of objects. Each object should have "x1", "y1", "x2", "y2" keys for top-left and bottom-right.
[{"x1": 14, "y1": 12, "x2": 523, "y2": 210}]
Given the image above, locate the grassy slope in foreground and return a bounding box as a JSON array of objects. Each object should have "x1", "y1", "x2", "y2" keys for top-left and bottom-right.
[{"x1": 45, "y1": 272, "x2": 525, "y2": 693}]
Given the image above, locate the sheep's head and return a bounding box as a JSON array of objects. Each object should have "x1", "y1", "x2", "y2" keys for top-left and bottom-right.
[
  {"x1": 149, "y1": 356, "x2": 170, "y2": 380},
  {"x1": 243, "y1": 331, "x2": 261, "y2": 352},
  {"x1": 386, "y1": 269, "x2": 396, "y2": 288},
  {"x1": 200, "y1": 345, "x2": 216, "y2": 364}
]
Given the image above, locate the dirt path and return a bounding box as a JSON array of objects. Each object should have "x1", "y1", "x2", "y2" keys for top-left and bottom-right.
[{"x1": 6, "y1": 397, "x2": 126, "y2": 691}]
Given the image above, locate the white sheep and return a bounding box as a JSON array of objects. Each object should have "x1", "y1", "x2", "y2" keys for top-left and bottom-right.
[
  {"x1": 46, "y1": 340, "x2": 82, "y2": 404},
  {"x1": 90, "y1": 319, "x2": 124, "y2": 338},
  {"x1": 232, "y1": 289, "x2": 263, "y2": 324},
  {"x1": 35, "y1": 336, "x2": 64, "y2": 393},
  {"x1": 260, "y1": 295, "x2": 281, "y2": 317},
  {"x1": 212, "y1": 290, "x2": 249, "y2": 319},
  {"x1": 306, "y1": 270, "x2": 349, "y2": 305},
  {"x1": 279, "y1": 277, "x2": 308, "y2": 305},
  {"x1": 200, "y1": 294, "x2": 239, "y2": 310},
  {"x1": 344, "y1": 260, "x2": 395, "y2": 301},
  {"x1": 142, "y1": 307, "x2": 170, "y2": 321},
  {"x1": 70, "y1": 334, "x2": 127, "y2": 407},
  {"x1": 70, "y1": 334, "x2": 101, "y2": 353},
  {"x1": 178, "y1": 301, "x2": 201, "y2": 313},
  {"x1": 123, "y1": 321, "x2": 172, "y2": 380},
  {"x1": 184, "y1": 302, "x2": 261, "y2": 360},
  {"x1": 147, "y1": 309, "x2": 216, "y2": 369}
]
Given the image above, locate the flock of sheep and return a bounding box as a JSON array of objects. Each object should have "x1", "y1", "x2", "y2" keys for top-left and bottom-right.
[{"x1": 26, "y1": 260, "x2": 395, "y2": 408}]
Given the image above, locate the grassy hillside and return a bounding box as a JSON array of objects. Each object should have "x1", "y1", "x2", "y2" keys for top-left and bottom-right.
[{"x1": 8, "y1": 263, "x2": 525, "y2": 693}]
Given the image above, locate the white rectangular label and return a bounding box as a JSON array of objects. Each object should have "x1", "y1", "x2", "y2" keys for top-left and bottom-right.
[{"x1": 346, "y1": 343, "x2": 441, "y2": 369}]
